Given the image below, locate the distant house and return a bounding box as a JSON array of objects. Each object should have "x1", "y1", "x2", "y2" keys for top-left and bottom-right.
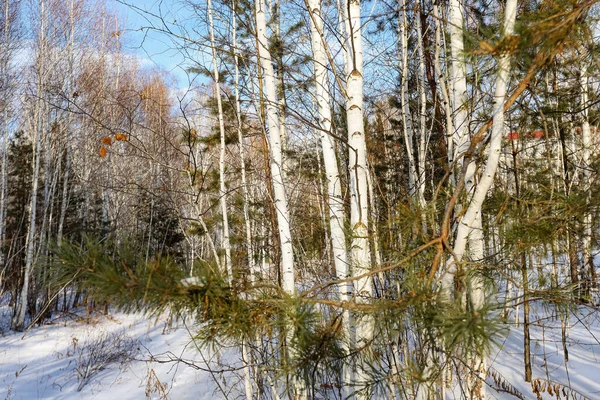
[
  {"x1": 506, "y1": 130, "x2": 545, "y2": 141},
  {"x1": 499, "y1": 126, "x2": 600, "y2": 191}
]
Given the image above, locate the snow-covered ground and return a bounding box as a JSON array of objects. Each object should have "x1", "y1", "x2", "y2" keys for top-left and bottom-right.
[
  {"x1": 0, "y1": 307, "x2": 246, "y2": 399},
  {"x1": 483, "y1": 305, "x2": 600, "y2": 400},
  {"x1": 1, "y1": 303, "x2": 599, "y2": 399}
]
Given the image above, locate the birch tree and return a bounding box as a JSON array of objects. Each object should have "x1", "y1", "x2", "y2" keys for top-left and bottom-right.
[
  {"x1": 398, "y1": 0, "x2": 418, "y2": 200},
  {"x1": 13, "y1": 0, "x2": 48, "y2": 331},
  {"x1": 307, "y1": 0, "x2": 352, "y2": 390},
  {"x1": 207, "y1": 0, "x2": 232, "y2": 279},
  {"x1": 339, "y1": 0, "x2": 374, "y2": 394},
  {"x1": 441, "y1": 0, "x2": 518, "y2": 396},
  {"x1": 56, "y1": 0, "x2": 76, "y2": 245},
  {"x1": 255, "y1": 0, "x2": 294, "y2": 295},
  {"x1": 447, "y1": 0, "x2": 470, "y2": 189},
  {"x1": 0, "y1": 0, "x2": 20, "y2": 275},
  {"x1": 255, "y1": 0, "x2": 303, "y2": 396},
  {"x1": 579, "y1": 46, "x2": 596, "y2": 297}
]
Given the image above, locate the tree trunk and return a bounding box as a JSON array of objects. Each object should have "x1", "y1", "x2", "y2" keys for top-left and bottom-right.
[
  {"x1": 441, "y1": 0, "x2": 518, "y2": 395},
  {"x1": 13, "y1": 0, "x2": 47, "y2": 331},
  {"x1": 579, "y1": 50, "x2": 596, "y2": 296},
  {"x1": 307, "y1": 7, "x2": 353, "y2": 392},
  {"x1": 398, "y1": 0, "x2": 417, "y2": 199},
  {"x1": 416, "y1": 0, "x2": 429, "y2": 220},
  {"x1": 522, "y1": 253, "x2": 532, "y2": 382},
  {"x1": 207, "y1": 0, "x2": 232, "y2": 279},
  {"x1": 255, "y1": 0, "x2": 294, "y2": 294},
  {"x1": 0, "y1": 0, "x2": 13, "y2": 270},
  {"x1": 307, "y1": 0, "x2": 351, "y2": 305},
  {"x1": 448, "y1": 0, "x2": 468, "y2": 178},
  {"x1": 343, "y1": 0, "x2": 373, "y2": 395},
  {"x1": 232, "y1": 2, "x2": 256, "y2": 283},
  {"x1": 255, "y1": 0, "x2": 301, "y2": 397}
]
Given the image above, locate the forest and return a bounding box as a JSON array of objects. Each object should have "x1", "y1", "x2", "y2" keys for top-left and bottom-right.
[{"x1": 1, "y1": 0, "x2": 600, "y2": 398}]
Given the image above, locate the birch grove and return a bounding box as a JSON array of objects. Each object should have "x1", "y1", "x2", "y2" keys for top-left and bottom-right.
[{"x1": 1, "y1": 0, "x2": 600, "y2": 398}]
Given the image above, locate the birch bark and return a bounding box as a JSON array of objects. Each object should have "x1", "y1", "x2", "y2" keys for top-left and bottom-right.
[
  {"x1": 207, "y1": 0, "x2": 232, "y2": 279},
  {"x1": 448, "y1": 0, "x2": 517, "y2": 300},
  {"x1": 415, "y1": 1, "x2": 429, "y2": 214},
  {"x1": 397, "y1": 0, "x2": 417, "y2": 198},
  {"x1": 345, "y1": 0, "x2": 371, "y2": 301},
  {"x1": 448, "y1": 0, "x2": 468, "y2": 171},
  {"x1": 255, "y1": 0, "x2": 301, "y2": 397},
  {"x1": 442, "y1": 1, "x2": 518, "y2": 396},
  {"x1": 433, "y1": 4, "x2": 454, "y2": 176},
  {"x1": 579, "y1": 49, "x2": 596, "y2": 293},
  {"x1": 307, "y1": 0, "x2": 352, "y2": 391},
  {"x1": 232, "y1": 2, "x2": 256, "y2": 282},
  {"x1": 343, "y1": 0, "x2": 373, "y2": 395},
  {"x1": 231, "y1": 5, "x2": 256, "y2": 398},
  {"x1": 307, "y1": 0, "x2": 350, "y2": 307},
  {"x1": 14, "y1": 0, "x2": 47, "y2": 331},
  {"x1": 255, "y1": 0, "x2": 294, "y2": 295},
  {"x1": 0, "y1": 0, "x2": 12, "y2": 268}
]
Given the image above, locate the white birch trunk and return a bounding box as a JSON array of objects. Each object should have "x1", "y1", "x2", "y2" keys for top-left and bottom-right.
[
  {"x1": 307, "y1": 0, "x2": 353, "y2": 391},
  {"x1": 448, "y1": 0, "x2": 467, "y2": 140},
  {"x1": 442, "y1": 1, "x2": 517, "y2": 396},
  {"x1": 232, "y1": 5, "x2": 256, "y2": 398},
  {"x1": 233, "y1": 5, "x2": 256, "y2": 283},
  {"x1": 345, "y1": 0, "x2": 371, "y2": 295},
  {"x1": 415, "y1": 2, "x2": 429, "y2": 213},
  {"x1": 398, "y1": 0, "x2": 418, "y2": 197},
  {"x1": 255, "y1": 0, "x2": 294, "y2": 295},
  {"x1": 447, "y1": 0, "x2": 517, "y2": 291},
  {"x1": 255, "y1": 0, "x2": 302, "y2": 397},
  {"x1": 14, "y1": 0, "x2": 47, "y2": 331},
  {"x1": 335, "y1": 0, "x2": 350, "y2": 73},
  {"x1": 433, "y1": 4, "x2": 454, "y2": 176},
  {"x1": 57, "y1": 8, "x2": 75, "y2": 243},
  {"x1": 273, "y1": 0, "x2": 288, "y2": 176},
  {"x1": 579, "y1": 49, "x2": 595, "y2": 291},
  {"x1": 207, "y1": 0, "x2": 233, "y2": 279},
  {"x1": 0, "y1": 0, "x2": 12, "y2": 268},
  {"x1": 440, "y1": 0, "x2": 471, "y2": 298},
  {"x1": 308, "y1": 0, "x2": 351, "y2": 304},
  {"x1": 344, "y1": 0, "x2": 373, "y2": 395},
  {"x1": 448, "y1": 0, "x2": 469, "y2": 183}
]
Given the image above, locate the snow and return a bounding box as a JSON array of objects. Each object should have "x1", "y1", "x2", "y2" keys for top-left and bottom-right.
[
  {"x1": 0, "y1": 307, "x2": 245, "y2": 400},
  {"x1": 485, "y1": 305, "x2": 600, "y2": 399},
  {"x1": 1, "y1": 302, "x2": 600, "y2": 399}
]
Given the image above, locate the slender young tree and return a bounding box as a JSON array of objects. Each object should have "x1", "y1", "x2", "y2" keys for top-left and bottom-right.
[
  {"x1": 579, "y1": 46, "x2": 596, "y2": 295},
  {"x1": 13, "y1": 0, "x2": 48, "y2": 331},
  {"x1": 446, "y1": 0, "x2": 473, "y2": 195},
  {"x1": 307, "y1": 0, "x2": 352, "y2": 390},
  {"x1": 254, "y1": 0, "x2": 303, "y2": 397},
  {"x1": 57, "y1": 0, "x2": 76, "y2": 245},
  {"x1": 0, "y1": 0, "x2": 20, "y2": 272},
  {"x1": 339, "y1": 0, "x2": 373, "y2": 395},
  {"x1": 398, "y1": 0, "x2": 417, "y2": 200},
  {"x1": 415, "y1": 0, "x2": 429, "y2": 216},
  {"x1": 442, "y1": 0, "x2": 518, "y2": 396},
  {"x1": 254, "y1": 0, "x2": 294, "y2": 294},
  {"x1": 207, "y1": 0, "x2": 232, "y2": 279}
]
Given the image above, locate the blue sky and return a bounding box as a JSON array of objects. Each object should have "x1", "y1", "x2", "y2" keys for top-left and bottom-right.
[{"x1": 114, "y1": 0, "x2": 196, "y2": 88}]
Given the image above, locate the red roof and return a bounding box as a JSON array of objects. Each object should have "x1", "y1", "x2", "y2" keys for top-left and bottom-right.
[
  {"x1": 507, "y1": 132, "x2": 519, "y2": 140},
  {"x1": 507, "y1": 130, "x2": 545, "y2": 140},
  {"x1": 530, "y1": 130, "x2": 544, "y2": 138}
]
